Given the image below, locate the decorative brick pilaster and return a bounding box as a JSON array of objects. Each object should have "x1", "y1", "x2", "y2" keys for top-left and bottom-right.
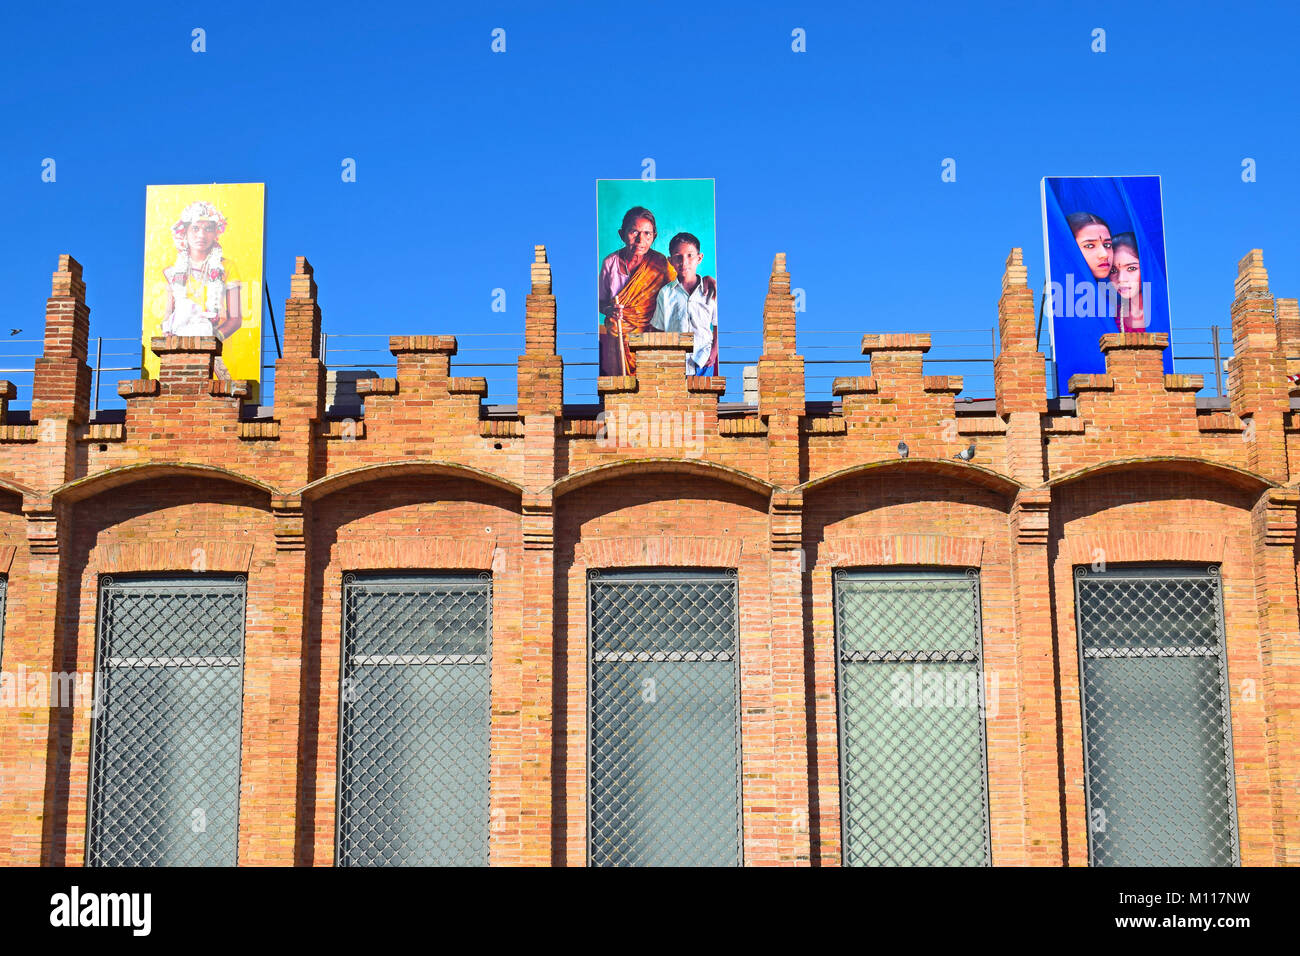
[
  {"x1": 518, "y1": 246, "x2": 563, "y2": 418},
  {"x1": 758, "y1": 255, "x2": 805, "y2": 493},
  {"x1": 759, "y1": 255, "x2": 806, "y2": 489},
  {"x1": 238, "y1": 494, "x2": 308, "y2": 865},
  {"x1": 1250, "y1": 489, "x2": 1300, "y2": 863},
  {"x1": 276, "y1": 258, "x2": 325, "y2": 481},
  {"x1": 994, "y1": 249, "x2": 1048, "y2": 485},
  {"x1": 500, "y1": 492, "x2": 554, "y2": 865},
  {"x1": 7, "y1": 496, "x2": 76, "y2": 864},
  {"x1": 1228, "y1": 251, "x2": 1289, "y2": 482},
  {"x1": 768, "y1": 491, "x2": 811, "y2": 864},
  {"x1": 1009, "y1": 488, "x2": 1061, "y2": 865},
  {"x1": 500, "y1": 245, "x2": 564, "y2": 864},
  {"x1": 31, "y1": 255, "x2": 91, "y2": 427}
]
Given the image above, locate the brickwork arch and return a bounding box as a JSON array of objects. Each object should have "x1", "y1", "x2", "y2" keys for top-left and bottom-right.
[
  {"x1": 54, "y1": 462, "x2": 279, "y2": 504},
  {"x1": 297, "y1": 459, "x2": 523, "y2": 501},
  {"x1": 1045, "y1": 456, "x2": 1275, "y2": 495},
  {"x1": 549, "y1": 457, "x2": 773, "y2": 499},
  {"x1": 798, "y1": 458, "x2": 1023, "y2": 499},
  {"x1": 0, "y1": 476, "x2": 37, "y2": 500}
]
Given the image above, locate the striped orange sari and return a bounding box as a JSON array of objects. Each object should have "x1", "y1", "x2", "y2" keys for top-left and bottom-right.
[{"x1": 610, "y1": 254, "x2": 674, "y2": 374}]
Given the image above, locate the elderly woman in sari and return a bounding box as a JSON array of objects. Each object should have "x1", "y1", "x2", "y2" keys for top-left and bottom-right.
[{"x1": 598, "y1": 206, "x2": 674, "y2": 375}]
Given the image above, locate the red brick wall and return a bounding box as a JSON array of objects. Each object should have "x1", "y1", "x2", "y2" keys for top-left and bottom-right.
[{"x1": 0, "y1": 248, "x2": 1296, "y2": 866}]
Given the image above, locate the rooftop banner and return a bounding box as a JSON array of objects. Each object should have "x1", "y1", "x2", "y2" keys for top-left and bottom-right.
[
  {"x1": 597, "y1": 178, "x2": 718, "y2": 377},
  {"x1": 141, "y1": 183, "x2": 265, "y2": 397},
  {"x1": 1041, "y1": 175, "x2": 1174, "y2": 395}
]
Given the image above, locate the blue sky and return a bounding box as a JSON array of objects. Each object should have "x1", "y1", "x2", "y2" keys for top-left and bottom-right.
[{"x1": 2, "y1": 1, "x2": 1297, "y2": 406}]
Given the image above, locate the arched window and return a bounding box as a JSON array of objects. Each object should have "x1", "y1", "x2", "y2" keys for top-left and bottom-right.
[
  {"x1": 833, "y1": 567, "x2": 991, "y2": 866},
  {"x1": 88, "y1": 574, "x2": 246, "y2": 866},
  {"x1": 336, "y1": 573, "x2": 492, "y2": 866},
  {"x1": 587, "y1": 568, "x2": 741, "y2": 866},
  {"x1": 1074, "y1": 564, "x2": 1238, "y2": 866}
]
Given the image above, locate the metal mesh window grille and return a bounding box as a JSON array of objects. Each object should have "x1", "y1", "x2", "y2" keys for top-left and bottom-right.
[
  {"x1": 587, "y1": 568, "x2": 741, "y2": 867},
  {"x1": 87, "y1": 575, "x2": 246, "y2": 867},
  {"x1": 337, "y1": 573, "x2": 491, "y2": 866},
  {"x1": 1074, "y1": 565, "x2": 1239, "y2": 866},
  {"x1": 833, "y1": 568, "x2": 991, "y2": 866}
]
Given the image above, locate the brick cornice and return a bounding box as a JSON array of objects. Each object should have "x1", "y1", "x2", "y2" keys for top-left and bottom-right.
[
  {"x1": 91, "y1": 539, "x2": 254, "y2": 574},
  {"x1": 336, "y1": 536, "x2": 497, "y2": 571},
  {"x1": 575, "y1": 535, "x2": 742, "y2": 569},
  {"x1": 821, "y1": 533, "x2": 984, "y2": 568},
  {"x1": 1059, "y1": 531, "x2": 1226, "y2": 567}
]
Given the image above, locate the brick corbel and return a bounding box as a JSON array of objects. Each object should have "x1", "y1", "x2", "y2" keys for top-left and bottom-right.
[
  {"x1": 770, "y1": 491, "x2": 802, "y2": 552},
  {"x1": 522, "y1": 492, "x2": 554, "y2": 552},
  {"x1": 821, "y1": 532, "x2": 984, "y2": 568},
  {"x1": 0, "y1": 544, "x2": 15, "y2": 574},
  {"x1": 22, "y1": 497, "x2": 59, "y2": 557},
  {"x1": 336, "y1": 535, "x2": 497, "y2": 571},
  {"x1": 272, "y1": 494, "x2": 306, "y2": 552},
  {"x1": 575, "y1": 535, "x2": 742, "y2": 570},
  {"x1": 1254, "y1": 488, "x2": 1300, "y2": 548},
  {"x1": 90, "y1": 538, "x2": 254, "y2": 574},
  {"x1": 1011, "y1": 488, "x2": 1052, "y2": 546}
]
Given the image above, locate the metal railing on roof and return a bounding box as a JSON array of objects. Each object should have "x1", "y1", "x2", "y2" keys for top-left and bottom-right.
[{"x1": 0, "y1": 325, "x2": 1238, "y2": 412}]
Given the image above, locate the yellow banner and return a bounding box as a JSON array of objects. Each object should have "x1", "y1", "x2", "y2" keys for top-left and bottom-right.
[{"x1": 141, "y1": 183, "x2": 265, "y2": 396}]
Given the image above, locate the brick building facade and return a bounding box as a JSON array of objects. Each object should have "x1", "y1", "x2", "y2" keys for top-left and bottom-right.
[{"x1": 0, "y1": 245, "x2": 1296, "y2": 866}]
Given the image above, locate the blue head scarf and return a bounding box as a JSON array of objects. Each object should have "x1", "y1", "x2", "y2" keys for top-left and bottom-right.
[{"x1": 1042, "y1": 176, "x2": 1173, "y2": 395}]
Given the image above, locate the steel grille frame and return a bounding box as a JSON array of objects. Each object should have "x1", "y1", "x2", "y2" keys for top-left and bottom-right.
[
  {"x1": 1074, "y1": 565, "x2": 1240, "y2": 867},
  {"x1": 0, "y1": 577, "x2": 7, "y2": 664},
  {"x1": 586, "y1": 568, "x2": 742, "y2": 867},
  {"x1": 87, "y1": 574, "x2": 247, "y2": 867},
  {"x1": 336, "y1": 572, "x2": 492, "y2": 867},
  {"x1": 832, "y1": 567, "x2": 992, "y2": 867}
]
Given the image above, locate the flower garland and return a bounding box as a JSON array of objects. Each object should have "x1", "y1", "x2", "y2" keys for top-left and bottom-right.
[{"x1": 164, "y1": 201, "x2": 229, "y2": 325}]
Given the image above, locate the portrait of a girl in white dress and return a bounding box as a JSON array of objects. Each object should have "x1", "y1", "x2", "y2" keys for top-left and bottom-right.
[{"x1": 160, "y1": 200, "x2": 243, "y2": 379}]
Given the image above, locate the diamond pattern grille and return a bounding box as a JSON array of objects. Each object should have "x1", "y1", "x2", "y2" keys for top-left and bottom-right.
[
  {"x1": 0, "y1": 578, "x2": 7, "y2": 662},
  {"x1": 337, "y1": 573, "x2": 491, "y2": 866},
  {"x1": 1075, "y1": 566, "x2": 1238, "y2": 866},
  {"x1": 88, "y1": 575, "x2": 246, "y2": 867},
  {"x1": 834, "y1": 569, "x2": 991, "y2": 866},
  {"x1": 588, "y1": 570, "x2": 741, "y2": 867}
]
